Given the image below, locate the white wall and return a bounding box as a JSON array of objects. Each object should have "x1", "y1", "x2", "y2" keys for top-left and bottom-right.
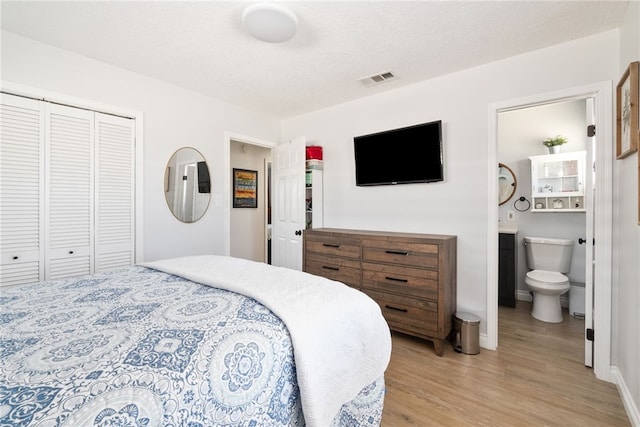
[
  {"x1": 613, "y1": 0, "x2": 640, "y2": 422},
  {"x1": 498, "y1": 100, "x2": 587, "y2": 297},
  {"x1": 1, "y1": 31, "x2": 281, "y2": 262},
  {"x1": 281, "y1": 31, "x2": 619, "y2": 337},
  {"x1": 230, "y1": 141, "x2": 271, "y2": 262}
]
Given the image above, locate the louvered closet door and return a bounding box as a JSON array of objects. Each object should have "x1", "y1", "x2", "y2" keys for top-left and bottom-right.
[
  {"x1": 46, "y1": 103, "x2": 94, "y2": 280},
  {"x1": 95, "y1": 113, "x2": 134, "y2": 272},
  {"x1": 0, "y1": 94, "x2": 45, "y2": 286}
]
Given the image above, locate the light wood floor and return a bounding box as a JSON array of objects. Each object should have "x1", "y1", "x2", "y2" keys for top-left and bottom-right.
[{"x1": 381, "y1": 302, "x2": 629, "y2": 426}]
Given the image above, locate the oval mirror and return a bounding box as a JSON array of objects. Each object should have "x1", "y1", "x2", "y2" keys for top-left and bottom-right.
[
  {"x1": 498, "y1": 163, "x2": 517, "y2": 206},
  {"x1": 164, "y1": 147, "x2": 211, "y2": 223}
]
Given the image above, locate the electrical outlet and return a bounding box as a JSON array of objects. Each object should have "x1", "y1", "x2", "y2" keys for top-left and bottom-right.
[{"x1": 507, "y1": 211, "x2": 516, "y2": 221}]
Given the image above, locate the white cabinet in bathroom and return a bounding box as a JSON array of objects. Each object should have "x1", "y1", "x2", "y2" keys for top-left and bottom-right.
[{"x1": 529, "y1": 151, "x2": 586, "y2": 212}]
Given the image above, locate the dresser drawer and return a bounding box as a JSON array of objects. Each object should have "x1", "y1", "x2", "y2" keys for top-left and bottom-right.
[
  {"x1": 305, "y1": 235, "x2": 361, "y2": 259},
  {"x1": 362, "y1": 239, "x2": 439, "y2": 268},
  {"x1": 362, "y1": 262, "x2": 437, "y2": 300},
  {"x1": 304, "y1": 252, "x2": 361, "y2": 287},
  {"x1": 363, "y1": 289, "x2": 438, "y2": 335}
]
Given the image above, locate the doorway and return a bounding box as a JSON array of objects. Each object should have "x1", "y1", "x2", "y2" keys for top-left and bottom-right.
[
  {"x1": 224, "y1": 133, "x2": 276, "y2": 263},
  {"x1": 487, "y1": 82, "x2": 614, "y2": 381},
  {"x1": 497, "y1": 99, "x2": 590, "y2": 363}
]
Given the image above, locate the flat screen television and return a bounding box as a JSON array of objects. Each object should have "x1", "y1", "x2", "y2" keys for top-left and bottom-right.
[{"x1": 354, "y1": 120, "x2": 443, "y2": 186}]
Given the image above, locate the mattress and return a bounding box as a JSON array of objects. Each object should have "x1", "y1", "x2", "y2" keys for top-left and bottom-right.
[{"x1": 0, "y1": 257, "x2": 390, "y2": 426}]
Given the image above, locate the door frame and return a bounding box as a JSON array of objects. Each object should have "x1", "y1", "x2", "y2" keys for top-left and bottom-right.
[
  {"x1": 486, "y1": 81, "x2": 613, "y2": 382},
  {"x1": 223, "y1": 132, "x2": 276, "y2": 258}
]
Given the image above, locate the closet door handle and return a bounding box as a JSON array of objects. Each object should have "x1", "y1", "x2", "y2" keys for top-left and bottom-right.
[{"x1": 322, "y1": 266, "x2": 339, "y2": 271}]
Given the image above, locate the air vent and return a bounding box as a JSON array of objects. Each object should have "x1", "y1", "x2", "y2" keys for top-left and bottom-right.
[{"x1": 358, "y1": 71, "x2": 397, "y2": 87}]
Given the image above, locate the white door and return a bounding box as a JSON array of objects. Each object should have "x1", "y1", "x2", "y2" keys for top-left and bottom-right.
[
  {"x1": 271, "y1": 137, "x2": 306, "y2": 270},
  {"x1": 583, "y1": 98, "x2": 596, "y2": 367},
  {"x1": 0, "y1": 94, "x2": 45, "y2": 286},
  {"x1": 94, "y1": 113, "x2": 135, "y2": 272},
  {"x1": 45, "y1": 103, "x2": 95, "y2": 280}
]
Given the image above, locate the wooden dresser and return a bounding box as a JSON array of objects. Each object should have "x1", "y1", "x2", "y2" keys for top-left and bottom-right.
[{"x1": 304, "y1": 228, "x2": 457, "y2": 356}]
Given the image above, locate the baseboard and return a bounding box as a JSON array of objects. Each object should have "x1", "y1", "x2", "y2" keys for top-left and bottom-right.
[
  {"x1": 479, "y1": 332, "x2": 492, "y2": 350},
  {"x1": 611, "y1": 366, "x2": 640, "y2": 426}
]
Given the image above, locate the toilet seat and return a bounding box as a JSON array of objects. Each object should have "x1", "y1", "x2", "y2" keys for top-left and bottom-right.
[
  {"x1": 525, "y1": 270, "x2": 570, "y2": 323},
  {"x1": 525, "y1": 270, "x2": 569, "y2": 288}
]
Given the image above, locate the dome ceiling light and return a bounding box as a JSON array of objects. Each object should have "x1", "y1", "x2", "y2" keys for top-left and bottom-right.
[{"x1": 242, "y1": 2, "x2": 298, "y2": 43}]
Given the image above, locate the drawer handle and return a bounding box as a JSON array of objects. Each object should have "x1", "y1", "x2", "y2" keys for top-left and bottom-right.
[
  {"x1": 385, "y1": 276, "x2": 408, "y2": 283},
  {"x1": 385, "y1": 305, "x2": 408, "y2": 313},
  {"x1": 385, "y1": 250, "x2": 408, "y2": 256},
  {"x1": 69, "y1": 250, "x2": 74, "y2": 254},
  {"x1": 12, "y1": 256, "x2": 19, "y2": 260},
  {"x1": 322, "y1": 243, "x2": 340, "y2": 248},
  {"x1": 322, "y1": 266, "x2": 339, "y2": 271}
]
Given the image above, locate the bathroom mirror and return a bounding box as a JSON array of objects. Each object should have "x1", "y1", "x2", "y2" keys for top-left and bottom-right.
[
  {"x1": 498, "y1": 163, "x2": 517, "y2": 205},
  {"x1": 164, "y1": 147, "x2": 211, "y2": 223}
]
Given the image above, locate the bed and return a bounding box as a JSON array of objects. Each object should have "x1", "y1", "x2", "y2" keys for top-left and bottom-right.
[{"x1": 0, "y1": 255, "x2": 391, "y2": 426}]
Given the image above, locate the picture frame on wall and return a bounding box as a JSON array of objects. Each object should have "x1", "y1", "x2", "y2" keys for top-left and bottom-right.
[
  {"x1": 232, "y1": 168, "x2": 258, "y2": 208},
  {"x1": 616, "y1": 61, "x2": 639, "y2": 159}
]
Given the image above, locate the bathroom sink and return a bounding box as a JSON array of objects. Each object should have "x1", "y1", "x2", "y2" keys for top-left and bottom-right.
[{"x1": 498, "y1": 223, "x2": 518, "y2": 234}]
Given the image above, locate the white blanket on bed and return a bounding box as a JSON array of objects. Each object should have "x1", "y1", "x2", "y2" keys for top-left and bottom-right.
[{"x1": 142, "y1": 255, "x2": 391, "y2": 427}]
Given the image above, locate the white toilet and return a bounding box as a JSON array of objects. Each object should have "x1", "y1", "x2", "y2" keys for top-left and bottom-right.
[{"x1": 523, "y1": 236, "x2": 574, "y2": 323}]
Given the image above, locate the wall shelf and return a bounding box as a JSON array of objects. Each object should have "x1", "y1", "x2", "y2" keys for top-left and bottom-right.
[{"x1": 529, "y1": 151, "x2": 586, "y2": 212}]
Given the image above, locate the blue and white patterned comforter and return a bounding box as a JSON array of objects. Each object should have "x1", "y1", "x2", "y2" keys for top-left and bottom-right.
[{"x1": 0, "y1": 262, "x2": 386, "y2": 426}]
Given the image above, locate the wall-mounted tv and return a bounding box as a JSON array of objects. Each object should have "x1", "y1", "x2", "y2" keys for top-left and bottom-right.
[{"x1": 354, "y1": 120, "x2": 443, "y2": 186}]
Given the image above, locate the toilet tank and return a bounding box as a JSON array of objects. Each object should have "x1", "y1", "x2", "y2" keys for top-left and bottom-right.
[{"x1": 524, "y1": 236, "x2": 574, "y2": 273}]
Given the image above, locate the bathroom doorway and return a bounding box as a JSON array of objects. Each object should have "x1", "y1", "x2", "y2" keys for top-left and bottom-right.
[
  {"x1": 487, "y1": 82, "x2": 613, "y2": 378},
  {"x1": 497, "y1": 99, "x2": 591, "y2": 364}
]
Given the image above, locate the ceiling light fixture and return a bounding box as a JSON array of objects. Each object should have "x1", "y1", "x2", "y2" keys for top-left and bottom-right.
[{"x1": 242, "y1": 2, "x2": 298, "y2": 43}]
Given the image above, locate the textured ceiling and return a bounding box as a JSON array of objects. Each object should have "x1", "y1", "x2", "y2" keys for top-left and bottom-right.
[{"x1": 0, "y1": 1, "x2": 629, "y2": 119}]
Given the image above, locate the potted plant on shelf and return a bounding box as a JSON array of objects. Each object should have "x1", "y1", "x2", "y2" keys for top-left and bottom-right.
[{"x1": 543, "y1": 135, "x2": 568, "y2": 154}]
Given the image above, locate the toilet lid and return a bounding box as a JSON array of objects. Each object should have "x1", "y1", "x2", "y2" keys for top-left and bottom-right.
[{"x1": 526, "y1": 270, "x2": 569, "y2": 284}]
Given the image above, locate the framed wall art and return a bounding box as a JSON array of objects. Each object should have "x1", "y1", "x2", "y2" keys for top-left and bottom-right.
[
  {"x1": 616, "y1": 61, "x2": 639, "y2": 159},
  {"x1": 232, "y1": 168, "x2": 258, "y2": 208}
]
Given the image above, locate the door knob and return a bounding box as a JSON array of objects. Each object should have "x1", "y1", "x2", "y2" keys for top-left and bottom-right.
[{"x1": 295, "y1": 230, "x2": 302, "y2": 236}]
